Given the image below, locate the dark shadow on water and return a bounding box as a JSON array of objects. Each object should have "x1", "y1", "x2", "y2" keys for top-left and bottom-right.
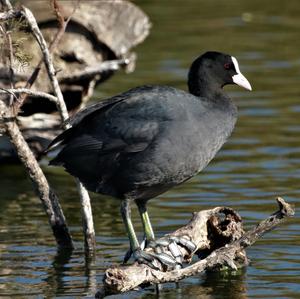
[
  {"x1": 43, "y1": 247, "x2": 98, "y2": 298},
  {"x1": 84, "y1": 252, "x2": 98, "y2": 297},
  {"x1": 43, "y1": 247, "x2": 73, "y2": 298},
  {"x1": 199, "y1": 269, "x2": 247, "y2": 299}
]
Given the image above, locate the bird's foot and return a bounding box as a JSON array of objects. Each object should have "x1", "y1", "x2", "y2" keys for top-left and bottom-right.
[
  {"x1": 123, "y1": 247, "x2": 179, "y2": 270},
  {"x1": 148, "y1": 236, "x2": 197, "y2": 264},
  {"x1": 123, "y1": 247, "x2": 133, "y2": 264},
  {"x1": 123, "y1": 236, "x2": 196, "y2": 270},
  {"x1": 134, "y1": 248, "x2": 180, "y2": 270}
]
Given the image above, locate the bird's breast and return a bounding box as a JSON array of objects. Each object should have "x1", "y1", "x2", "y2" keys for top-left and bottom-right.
[{"x1": 150, "y1": 110, "x2": 236, "y2": 183}]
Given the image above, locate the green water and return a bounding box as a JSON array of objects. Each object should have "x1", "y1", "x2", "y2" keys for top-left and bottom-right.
[{"x1": 1, "y1": 0, "x2": 300, "y2": 298}]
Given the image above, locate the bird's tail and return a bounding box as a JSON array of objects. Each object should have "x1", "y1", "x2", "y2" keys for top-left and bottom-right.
[{"x1": 44, "y1": 127, "x2": 75, "y2": 154}]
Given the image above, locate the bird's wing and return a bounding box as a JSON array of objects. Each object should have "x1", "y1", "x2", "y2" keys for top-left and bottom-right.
[
  {"x1": 55, "y1": 115, "x2": 160, "y2": 160},
  {"x1": 49, "y1": 92, "x2": 161, "y2": 192},
  {"x1": 49, "y1": 87, "x2": 166, "y2": 166},
  {"x1": 45, "y1": 96, "x2": 125, "y2": 152}
]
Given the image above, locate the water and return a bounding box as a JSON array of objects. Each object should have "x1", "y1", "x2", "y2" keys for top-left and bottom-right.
[{"x1": 1, "y1": 0, "x2": 300, "y2": 298}]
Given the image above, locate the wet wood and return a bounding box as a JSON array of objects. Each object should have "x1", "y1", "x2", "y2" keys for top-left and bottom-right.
[{"x1": 96, "y1": 198, "x2": 294, "y2": 298}]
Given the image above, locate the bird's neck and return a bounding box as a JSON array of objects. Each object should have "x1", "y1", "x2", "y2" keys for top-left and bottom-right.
[{"x1": 188, "y1": 73, "x2": 226, "y2": 102}]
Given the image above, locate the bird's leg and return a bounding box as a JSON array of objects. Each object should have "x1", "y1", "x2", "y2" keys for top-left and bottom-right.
[
  {"x1": 135, "y1": 201, "x2": 196, "y2": 267},
  {"x1": 120, "y1": 198, "x2": 139, "y2": 253},
  {"x1": 121, "y1": 199, "x2": 178, "y2": 269},
  {"x1": 136, "y1": 200, "x2": 182, "y2": 269},
  {"x1": 136, "y1": 200, "x2": 155, "y2": 248},
  {"x1": 121, "y1": 199, "x2": 156, "y2": 267}
]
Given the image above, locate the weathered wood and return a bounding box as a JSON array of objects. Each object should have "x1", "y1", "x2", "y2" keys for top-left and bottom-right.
[
  {"x1": 22, "y1": 6, "x2": 70, "y2": 126},
  {"x1": 77, "y1": 179, "x2": 96, "y2": 252},
  {"x1": 96, "y1": 198, "x2": 294, "y2": 298},
  {"x1": 23, "y1": 0, "x2": 151, "y2": 57},
  {"x1": 0, "y1": 0, "x2": 151, "y2": 254},
  {"x1": 1, "y1": 0, "x2": 12, "y2": 11},
  {"x1": 0, "y1": 0, "x2": 150, "y2": 160},
  {"x1": 0, "y1": 1, "x2": 75, "y2": 248},
  {"x1": 0, "y1": 9, "x2": 20, "y2": 21},
  {"x1": 59, "y1": 57, "x2": 133, "y2": 84},
  {"x1": 21, "y1": 4, "x2": 97, "y2": 253},
  {"x1": 1, "y1": 0, "x2": 150, "y2": 93},
  {"x1": 0, "y1": 88, "x2": 58, "y2": 103}
]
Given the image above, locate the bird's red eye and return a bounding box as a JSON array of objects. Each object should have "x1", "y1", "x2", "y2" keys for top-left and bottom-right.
[{"x1": 224, "y1": 63, "x2": 231, "y2": 70}]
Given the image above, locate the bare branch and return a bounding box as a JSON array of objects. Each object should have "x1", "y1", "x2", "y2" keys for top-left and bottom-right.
[
  {"x1": 17, "y1": 0, "x2": 78, "y2": 109},
  {"x1": 0, "y1": 2, "x2": 74, "y2": 248},
  {"x1": 97, "y1": 198, "x2": 294, "y2": 298},
  {"x1": 60, "y1": 58, "x2": 132, "y2": 84},
  {"x1": 20, "y1": 4, "x2": 96, "y2": 253},
  {"x1": 21, "y1": 6, "x2": 69, "y2": 125},
  {"x1": 0, "y1": 10, "x2": 21, "y2": 21},
  {"x1": 237, "y1": 197, "x2": 295, "y2": 248},
  {"x1": 0, "y1": 0, "x2": 15, "y2": 104},
  {"x1": 50, "y1": 0, "x2": 65, "y2": 27},
  {"x1": 76, "y1": 180, "x2": 96, "y2": 251},
  {"x1": 0, "y1": 99, "x2": 74, "y2": 248},
  {"x1": 0, "y1": 87, "x2": 58, "y2": 103},
  {"x1": 0, "y1": 2, "x2": 76, "y2": 249},
  {"x1": 6, "y1": 32, "x2": 14, "y2": 104},
  {"x1": 0, "y1": 0, "x2": 13, "y2": 11}
]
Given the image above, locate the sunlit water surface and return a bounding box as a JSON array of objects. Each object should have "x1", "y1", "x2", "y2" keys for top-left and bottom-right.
[{"x1": 1, "y1": 0, "x2": 299, "y2": 298}]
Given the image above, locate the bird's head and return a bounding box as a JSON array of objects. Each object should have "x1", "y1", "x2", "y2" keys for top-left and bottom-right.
[{"x1": 188, "y1": 51, "x2": 252, "y2": 96}]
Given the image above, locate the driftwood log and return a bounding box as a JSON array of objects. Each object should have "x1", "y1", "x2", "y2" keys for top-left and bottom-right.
[
  {"x1": 0, "y1": 0, "x2": 150, "y2": 161},
  {"x1": 96, "y1": 197, "x2": 294, "y2": 298},
  {"x1": 1, "y1": 0, "x2": 150, "y2": 93}
]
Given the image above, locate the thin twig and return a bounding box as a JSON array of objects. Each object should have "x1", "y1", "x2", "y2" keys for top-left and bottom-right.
[
  {"x1": 6, "y1": 32, "x2": 14, "y2": 104},
  {"x1": 1, "y1": 0, "x2": 12, "y2": 11},
  {"x1": 80, "y1": 78, "x2": 97, "y2": 109},
  {"x1": 60, "y1": 58, "x2": 130, "y2": 83},
  {"x1": 48, "y1": 1, "x2": 75, "y2": 53},
  {"x1": 0, "y1": 9, "x2": 21, "y2": 21},
  {"x1": 17, "y1": 0, "x2": 77, "y2": 109},
  {"x1": 0, "y1": 87, "x2": 18, "y2": 101},
  {"x1": 50, "y1": 0, "x2": 65, "y2": 27},
  {"x1": 76, "y1": 180, "x2": 96, "y2": 251},
  {"x1": 0, "y1": 87, "x2": 58, "y2": 103},
  {"x1": 21, "y1": 6, "x2": 69, "y2": 124},
  {"x1": 0, "y1": 1, "x2": 15, "y2": 104}
]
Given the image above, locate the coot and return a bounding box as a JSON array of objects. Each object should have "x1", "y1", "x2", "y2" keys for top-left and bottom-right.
[{"x1": 47, "y1": 51, "x2": 251, "y2": 266}]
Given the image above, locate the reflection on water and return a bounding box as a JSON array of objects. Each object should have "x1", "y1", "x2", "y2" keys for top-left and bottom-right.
[{"x1": 1, "y1": 0, "x2": 300, "y2": 298}]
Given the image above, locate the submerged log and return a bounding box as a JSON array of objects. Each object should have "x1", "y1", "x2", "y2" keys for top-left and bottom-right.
[
  {"x1": 96, "y1": 197, "x2": 294, "y2": 298},
  {"x1": 0, "y1": 0, "x2": 150, "y2": 162}
]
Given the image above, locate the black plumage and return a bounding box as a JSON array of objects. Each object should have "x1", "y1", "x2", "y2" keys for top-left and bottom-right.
[{"x1": 48, "y1": 51, "x2": 251, "y2": 264}]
